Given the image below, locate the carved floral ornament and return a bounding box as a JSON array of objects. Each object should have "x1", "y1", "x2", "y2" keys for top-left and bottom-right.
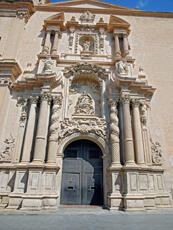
[
  {"x1": 150, "y1": 138, "x2": 163, "y2": 165},
  {"x1": 58, "y1": 117, "x2": 107, "y2": 142},
  {"x1": 63, "y1": 63, "x2": 108, "y2": 80},
  {"x1": 79, "y1": 11, "x2": 95, "y2": 23},
  {"x1": 0, "y1": 135, "x2": 15, "y2": 162},
  {"x1": 17, "y1": 97, "x2": 28, "y2": 127}
]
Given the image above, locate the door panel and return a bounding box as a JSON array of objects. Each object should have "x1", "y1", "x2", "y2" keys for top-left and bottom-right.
[
  {"x1": 61, "y1": 140, "x2": 103, "y2": 205},
  {"x1": 61, "y1": 173, "x2": 81, "y2": 205}
]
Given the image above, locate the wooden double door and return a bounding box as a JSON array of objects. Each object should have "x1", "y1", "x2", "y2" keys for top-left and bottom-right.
[{"x1": 61, "y1": 140, "x2": 103, "y2": 205}]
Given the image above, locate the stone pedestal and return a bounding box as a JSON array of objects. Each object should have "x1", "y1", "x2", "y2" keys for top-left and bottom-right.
[{"x1": 108, "y1": 169, "x2": 123, "y2": 210}]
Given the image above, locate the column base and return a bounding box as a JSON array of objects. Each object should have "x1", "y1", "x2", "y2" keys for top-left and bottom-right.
[
  {"x1": 31, "y1": 160, "x2": 43, "y2": 164},
  {"x1": 108, "y1": 193, "x2": 123, "y2": 210},
  {"x1": 110, "y1": 163, "x2": 122, "y2": 170}
]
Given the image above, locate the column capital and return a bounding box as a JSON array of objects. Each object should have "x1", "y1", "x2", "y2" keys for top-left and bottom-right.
[
  {"x1": 45, "y1": 30, "x2": 52, "y2": 34},
  {"x1": 17, "y1": 96, "x2": 27, "y2": 107},
  {"x1": 109, "y1": 98, "x2": 118, "y2": 106},
  {"x1": 29, "y1": 96, "x2": 39, "y2": 104},
  {"x1": 123, "y1": 33, "x2": 128, "y2": 38},
  {"x1": 120, "y1": 94, "x2": 130, "y2": 104},
  {"x1": 40, "y1": 93, "x2": 52, "y2": 104},
  {"x1": 131, "y1": 98, "x2": 140, "y2": 108},
  {"x1": 52, "y1": 95, "x2": 62, "y2": 106}
]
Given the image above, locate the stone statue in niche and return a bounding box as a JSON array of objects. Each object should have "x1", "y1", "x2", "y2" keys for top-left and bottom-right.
[
  {"x1": 42, "y1": 57, "x2": 53, "y2": 73},
  {"x1": 79, "y1": 35, "x2": 94, "y2": 53},
  {"x1": 116, "y1": 60, "x2": 128, "y2": 75},
  {"x1": 80, "y1": 11, "x2": 95, "y2": 23},
  {"x1": 83, "y1": 41, "x2": 91, "y2": 51},
  {"x1": 74, "y1": 92, "x2": 95, "y2": 115},
  {"x1": 0, "y1": 135, "x2": 15, "y2": 162}
]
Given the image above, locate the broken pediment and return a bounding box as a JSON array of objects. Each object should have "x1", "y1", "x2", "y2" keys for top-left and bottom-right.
[
  {"x1": 109, "y1": 15, "x2": 130, "y2": 32},
  {"x1": 44, "y1": 12, "x2": 64, "y2": 30}
]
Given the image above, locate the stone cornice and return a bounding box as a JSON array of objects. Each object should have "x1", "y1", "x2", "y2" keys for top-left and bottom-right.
[
  {"x1": 0, "y1": 1, "x2": 34, "y2": 18},
  {"x1": 0, "y1": 59, "x2": 22, "y2": 82},
  {"x1": 116, "y1": 76, "x2": 156, "y2": 98},
  {"x1": 11, "y1": 73, "x2": 60, "y2": 92},
  {"x1": 35, "y1": 5, "x2": 173, "y2": 19}
]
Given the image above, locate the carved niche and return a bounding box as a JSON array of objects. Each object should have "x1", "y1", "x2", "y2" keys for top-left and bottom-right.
[
  {"x1": 64, "y1": 63, "x2": 107, "y2": 117},
  {"x1": 0, "y1": 136, "x2": 15, "y2": 162}
]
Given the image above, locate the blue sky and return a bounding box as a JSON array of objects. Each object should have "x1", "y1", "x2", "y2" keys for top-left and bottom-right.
[{"x1": 51, "y1": 0, "x2": 173, "y2": 12}]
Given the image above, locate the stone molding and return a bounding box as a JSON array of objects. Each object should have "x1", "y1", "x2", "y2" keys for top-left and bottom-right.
[{"x1": 35, "y1": 1, "x2": 173, "y2": 19}]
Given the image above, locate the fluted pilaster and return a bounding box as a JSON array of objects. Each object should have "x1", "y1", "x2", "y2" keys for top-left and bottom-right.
[
  {"x1": 13, "y1": 97, "x2": 28, "y2": 163},
  {"x1": 121, "y1": 95, "x2": 135, "y2": 165},
  {"x1": 21, "y1": 96, "x2": 38, "y2": 163},
  {"x1": 132, "y1": 99, "x2": 145, "y2": 165},
  {"x1": 33, "y1": 93, "x2": 51, "y2": 163},
  {"x1": 42, "y1": 30, "x2": 51, "y2": 54},
  {"x1": 51, "y1": 31, "x2": 59, "y2": 55},
  {"x1": 114, "y1": 33, "x2": 121, "y2": 58},
  {"x1": 123, "y1": 34, "x2": 129, "y2": 56}
]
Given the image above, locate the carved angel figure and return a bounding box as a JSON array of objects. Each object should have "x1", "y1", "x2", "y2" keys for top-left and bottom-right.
[
  {"x1": 83, "y1": 41, "x2": 91, "y2": 52},
  {"x1": 42, "y1": 58, "x2": 53, "y2": 73},
  {"x1": 116, "y1": 61, "x2": 128, "y2": 75}
]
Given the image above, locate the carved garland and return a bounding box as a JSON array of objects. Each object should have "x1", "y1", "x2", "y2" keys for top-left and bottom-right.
[
  {"x1": 58, "y1": 117, "x2": 107, "y2": 142},
  {"x1": 64, "y1": 63, "x2": 108, "y2": 80}
]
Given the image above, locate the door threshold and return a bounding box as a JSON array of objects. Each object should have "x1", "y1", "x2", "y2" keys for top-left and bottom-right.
[{"x1": 60, "y1": 205, "x2": 103, "y2": 208}]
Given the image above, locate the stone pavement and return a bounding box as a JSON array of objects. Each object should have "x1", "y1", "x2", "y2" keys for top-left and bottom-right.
[{"x1": 0, "y1": 207, "x2": 173, "y2": 230}]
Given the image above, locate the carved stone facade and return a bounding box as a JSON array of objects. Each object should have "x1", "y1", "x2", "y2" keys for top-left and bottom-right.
[{"x1": 0, "y1": 0, "x2": 173, "y2": 211}]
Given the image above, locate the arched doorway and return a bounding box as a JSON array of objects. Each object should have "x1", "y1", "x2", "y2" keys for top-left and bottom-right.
[{"x1": 60, "y1": 139, "x2": 103, "y2": 206}]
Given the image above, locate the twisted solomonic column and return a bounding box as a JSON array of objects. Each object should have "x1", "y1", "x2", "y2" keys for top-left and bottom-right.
[
  {"x1": 109, "y1": 99, "x2": 121, "y2": 167},
  {"x1": 47, "y1": 95, "x2": 62, "y2": 164}
]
